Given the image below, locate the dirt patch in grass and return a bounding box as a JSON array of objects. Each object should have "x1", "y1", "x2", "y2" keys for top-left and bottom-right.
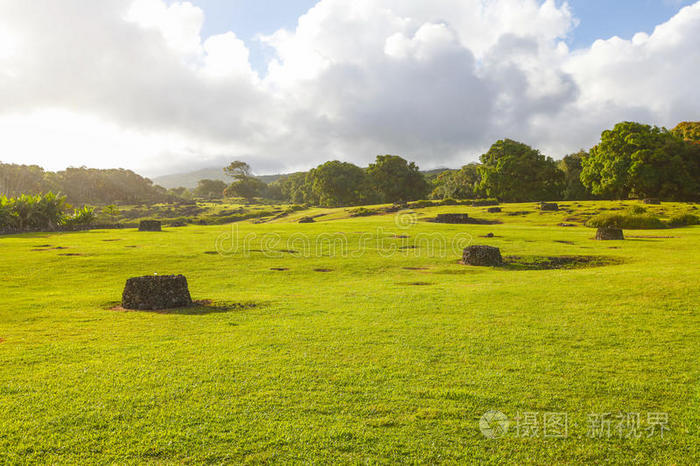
[
  {"x1": 626, "y1": 235, "x2": 678, "y2": 239},
  {"x1": 313, "y1": 268, "x2": 334, "y2": 272},
  {"x1": 400, "y1": 281, "x2": 433, "y2": 286},
  {"x1": 109, "y1": 299, "x2": 259, "y2": 315},
  {"x1": 102, "y1": 239, "x2": 122, "y2": 242},
  {"x1": 204, "y1": 251, "x2": 219, "y2": 255},
  {"x1": 400, "y1": 245, "x2": 418, "y2": 250},
  {"x1": 506, "y1": 211, "x2": 532, "y2": 216},
  {"x1": 32, "y1": 246, "x2": 68, "y2": 251},
  {"x1": 553, "y1": 240, "x2": 575, "y2": 245},
  {"x1": 394, "y1": 235, "x2": 409, "y2": 239},
  {"x1": 502, "y1": 255, "x2": 623, "y2": 271},
  {"x1": 58, "y1": 253, "x2": 83, "y2": 257},
  {"x1": 0, "y1": 338, "x2": 5, "y2": 344},
  {"x1": 34, "y1": 244, "x2": 52, "y2": 248},
  {"x1": 270, "y1": 267, "x2": 289, "y2": 271},
  {"x1": 125, "y1": 245, "x2": 140, "y2": 248},
  {"x1": 403, "y1": 267, "x2": 429, "y2": 270}
]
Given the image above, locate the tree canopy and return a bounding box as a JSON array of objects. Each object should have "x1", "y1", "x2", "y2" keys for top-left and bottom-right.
[
  {"x1": 193, "y1": 179, "x2": 227, "y2": 199},
  {"x1": 307, "y1": 161, "x2": 374, "y2": 207},
  {"x1": 671, "y1": 121, "x2": 700, "y2": 143},
  {"x1": 367, "y1": 155, "x2": 429, "y2": 203},
  {"x1": 477, "y1": 139, "x2": 563, "y2": 202},
  {"x1": 430, "y1": 164, "x2": 481, "y2": 200},
  {"x1": 581, "y1": 122, "x2": 700, "y2": 200},
  {"x1": 558, "y1": 151, "x2": 591, "y2": 201}
]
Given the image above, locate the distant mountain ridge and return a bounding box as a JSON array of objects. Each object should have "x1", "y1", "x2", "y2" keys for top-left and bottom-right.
[
  {"x1": 153, "y1": 166, "x2": 453, "y2": 189},
  {"x1": 152, "y1": 168, "x2": 284, "y2": 189}
]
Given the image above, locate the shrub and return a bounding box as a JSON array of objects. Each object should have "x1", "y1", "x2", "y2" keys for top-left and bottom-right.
[
  {"x1": 586, "y1": 212, "x2": 666, "y2": 229},
  {"x1": 408, "y1": 200, "x2": 436, "y2": 209},
  {"x1": 667, "y1": 213, "x2": 699, "y2": 227},
  {"x1": 472, "y1": 199, "x2": 500, "y2": 207},
  {"x1": 0, "y1": 192, "x2": 68, "y2": 231},
  {"x1": 63, "y1": 206, "x2": 96, "y2": 226},
  {"x1": 348, "y1": 207, "x2": 378, "y2": 217},
  {"x1": 286, "y1": 204, "x2": 307, "y2": 213},
  {"x1": 628, "y1": 205, "x2": 648, "y2": 215}
]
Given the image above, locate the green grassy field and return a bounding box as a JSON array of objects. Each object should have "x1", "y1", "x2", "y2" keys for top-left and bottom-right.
[{"x1": 1, "y1": 201, "x2": 698, "y2": 464}]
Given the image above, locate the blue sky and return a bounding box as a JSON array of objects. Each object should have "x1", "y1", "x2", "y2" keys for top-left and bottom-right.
[{"x1": 187, "y1": 0, "x2": 698, "y2": 73}]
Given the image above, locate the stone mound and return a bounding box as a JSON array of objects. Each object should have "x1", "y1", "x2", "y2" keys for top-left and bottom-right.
[
  {"x1": 122, "y1": 274, "x2": 192, "y2": 310},
  {"x1": 435, "y1": 213, "x2": 471, "y2": 224},
  {"x1": 540, "y1": 202, "x2": 559, "y2": 211},
  {"x1": 487, "y1": 207, "x2": 502, "y2": 213},
  {"x1": 596, "y1": 227, "x2": 624, "y2": 240},
  {"x1": 139, "y1": 220, "x2": 162, "y2": 232},
  {"x1": 462, "y1": 245, "x2": 503, "y2": 266},
  {"x1": 472, "y1": 200, "x2": 499, "y2": 207}
]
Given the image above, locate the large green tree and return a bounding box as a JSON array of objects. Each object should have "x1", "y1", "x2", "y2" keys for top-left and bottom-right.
[
  {"x1": 273, "y1": 172, "x2": 311, "y2": 204},
  {"x1": 558, "y1": 151, "x2": 591, "y2": 200},
  {"x1": 581, "y1": 121, "x2": 700, "y2": 200},
  {"x1": 223, "y1": 161, "x2": 266, "y2": 202},
  {"x1": 431, "y1": 164, "x2": 481, "y2": 200},
  {"x1": 193, "y1": 179, "x2": 227, "y2": 199},
  {"x1": 224, "y1": 177, "x2": 267, "y2": 202},
  {"x1": 477, "y1": 139, "x2": 563, "y2": 202},
  {"x1": 307, "y1": 161, "x2": 374, "y2": 207},
  {"x1": 366, "y1": 155, "x2": 429, "y2": 203}
]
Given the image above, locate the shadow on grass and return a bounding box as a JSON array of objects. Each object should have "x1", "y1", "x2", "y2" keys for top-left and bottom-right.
[
  {"x1": 107, "y1": 299, "x2": 260, "y2": 316},
  {"x1": 500, "y1": 255, "x2": 624, "y2": 271}
]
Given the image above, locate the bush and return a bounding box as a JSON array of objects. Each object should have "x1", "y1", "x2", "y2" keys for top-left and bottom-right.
[
  {"x1": 408, "y1": 200, "x2": 436, "y2": 209},
  {"x1": 667, "y1": 213, "x2": 699, "y2": 227},
  {"x1": 586, "y1": 212, "x2": 666, "y2": 229},
  {"x1": 348, "y1": 207, "x2": 379, "y2": 217},
  {"x1": 628, "y1": 205, "x2": 648, "y2": 215},
  {"x1": 63, "y1": 206, "x2": 96, "y2": 227},
  {"x1": 472, "y1": 199, "x2": 500, "y2": 207},
  {"x1": 285, "y1": 205, "x2": 307, "y2": 213},
  {"x1": 0, "y1": 192, "x2": 68, "y2": 231}
]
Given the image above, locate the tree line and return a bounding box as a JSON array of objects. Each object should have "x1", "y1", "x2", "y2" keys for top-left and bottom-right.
[
  {"x1": 0, "y1": 165, "x2": 176, "y2": 205},
  {"x1": 196, "y1": 121, "x2": 699, "y2": 206},
  {"x1": 2, "y1": 121, "x2": 699, "y2": 209}
]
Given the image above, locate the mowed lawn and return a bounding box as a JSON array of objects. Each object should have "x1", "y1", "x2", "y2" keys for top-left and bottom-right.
[{"x1": 0, "y1": 201, "x2": 698, "y2": 464}]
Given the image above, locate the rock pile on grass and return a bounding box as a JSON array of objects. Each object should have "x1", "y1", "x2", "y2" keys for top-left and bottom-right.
[
  {"x1": 540, "y1": 202, "x2": 559, "y2": 211},
  {"x1": 435, "y1": 213, "x2": 471, "y2": 224},
  {"x1": 595, "y1": 227, "x2": 624, "y2": 240},
  {"x1": 139, "y1": 220, "x2": 162, "y2": 231},
  {"x1": 122, "y1": 274, "x2": 192, "y2": 310},
  {"x1": 462, "y1": 245, "x2": 503, "y2": 266},
  {"x1": 488, "y1": 207, "x2": 502, "y2": 213}
]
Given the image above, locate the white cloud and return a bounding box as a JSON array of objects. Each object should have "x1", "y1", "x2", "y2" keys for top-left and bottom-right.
[{"x1": 0, "y1": 0, "x2": 698, "y2": 176}]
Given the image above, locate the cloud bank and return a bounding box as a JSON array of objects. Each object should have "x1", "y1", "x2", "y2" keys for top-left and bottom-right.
[{"x1": 0, "y1": 0, "x2": 698, "y2": 175}]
